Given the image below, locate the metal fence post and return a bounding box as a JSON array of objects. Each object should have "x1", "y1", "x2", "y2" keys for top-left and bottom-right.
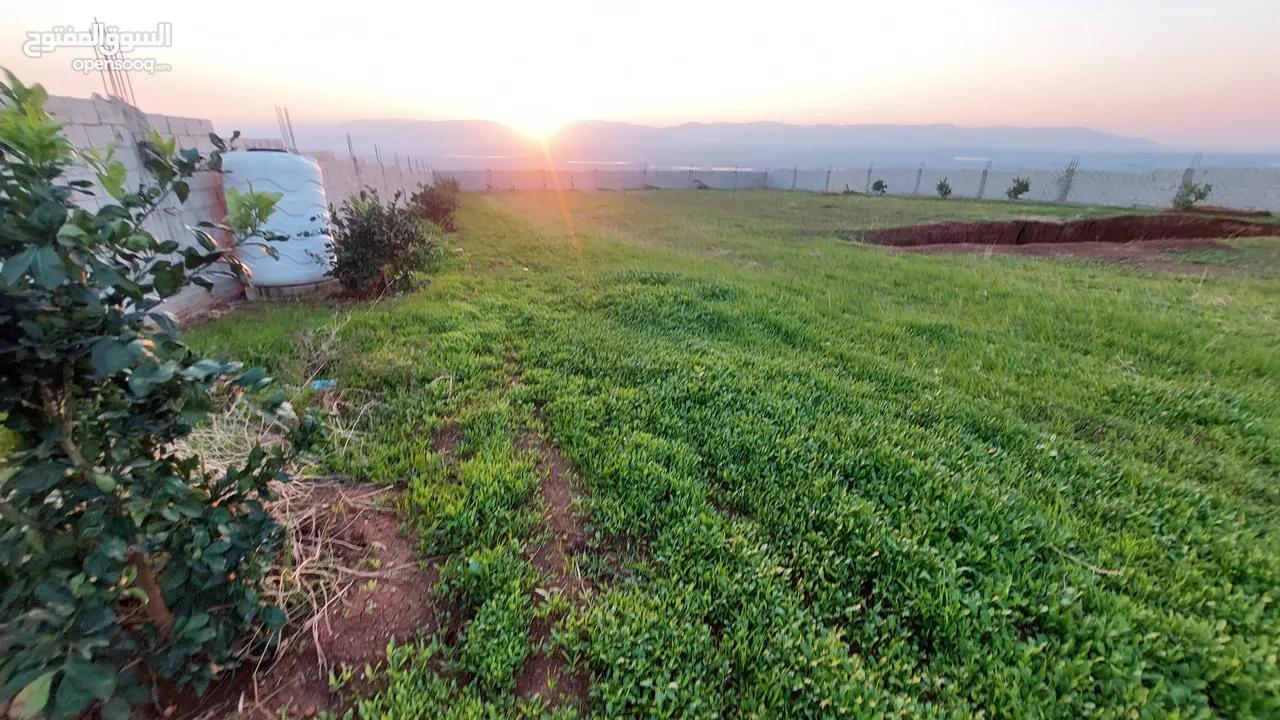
[
  {"x1": 347, "y1": 133, "x2": 361, "y2": 190},
  {"x1": 865, "y1": 163, "x2": 873, "y2": 194},
  {"x1": 792, "y1": 166, "x2": 798, "y2": 191},
  {"x1": 1056, "y1": 155, "x2": 1079, "y2": 203},
  {"x1": 824, "y1": 167, "x2": 831, "y2": 193},
  {"x1": 977, "y1": 160, "x2": 991, "y2": 199},
  {"x1": 913, "y1": 162, "x2": 925, "y2": 195},
  {"x1": 1175, "y1": 152, "x2": 1203, "y2": 204},
  {"x1": 375, "y1": 144, "x2": 388, "y2": 196}
]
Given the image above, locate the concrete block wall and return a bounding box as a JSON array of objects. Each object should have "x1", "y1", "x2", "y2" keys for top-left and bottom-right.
[
  {"x1": 873, "y1": 167, "x2": 923, "y2": 196},
  {"x1": 291, "y1": 157, "x2": 1280, "y2": 213},
  {"x1": 309, "y1": 154, "x2": 433, "y2": 208},
  {"x1": 46, "y1": 94, "x2": 236, "y2": 320},
  {"x1": 1190, "y1": 168, "x2": 1280, "y2": 212}
]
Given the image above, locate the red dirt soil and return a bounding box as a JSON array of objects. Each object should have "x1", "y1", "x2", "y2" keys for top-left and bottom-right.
[
  {"x1": 848, "y1": 214, "x2": 1273, "y2": 248},
  {"x1": 158, "y1": 484, "x2": 444, "y2": 720},
  {"x1": 514, "y1": 422, "x2": 591, "y2": 712}
]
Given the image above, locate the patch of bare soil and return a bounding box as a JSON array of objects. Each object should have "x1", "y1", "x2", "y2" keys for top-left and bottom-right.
[
  {"x1": 513, "y1": 420, "x2": 591, "y2": 711},
  {"x1": 432, "y1": 421, "x2": 464, "y2": 457},
  {"x1": 844, "y1": 214, "x2": 1273, "y2": 248},
  {"x1": 161, "y1": 483, "x2": 445, "y2": 720}
]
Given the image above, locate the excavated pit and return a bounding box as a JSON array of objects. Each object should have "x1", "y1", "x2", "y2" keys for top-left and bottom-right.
[{"x1": 845, "y1": 214, "x2": 1273, "y2": 248}]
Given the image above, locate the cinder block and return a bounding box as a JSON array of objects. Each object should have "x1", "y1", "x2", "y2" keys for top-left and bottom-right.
[
  {"x1": 145, "y1": 114, "x2": 171, "y2": 134},
  {"x1": 93, "y1": 97, "x2": 126, "y2": 125},
  {"x1": 60, "y1": 123, "x2": 91, "y2": 150},
  {"x1": 49, "y1": 96, "x2": 100, "y2": 125},
  {"x1": 84, "y1": 123, "x2": 126, "y2": 149}
]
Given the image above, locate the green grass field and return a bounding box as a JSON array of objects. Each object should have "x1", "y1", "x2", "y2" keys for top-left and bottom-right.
[{"x1": 191, "y1": 191, "x2": 1280, "y2": 718}]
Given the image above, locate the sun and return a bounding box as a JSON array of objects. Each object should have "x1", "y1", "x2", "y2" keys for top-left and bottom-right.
[{"x1": 501, "y1": 111, "x2": 564, "y2": 140}]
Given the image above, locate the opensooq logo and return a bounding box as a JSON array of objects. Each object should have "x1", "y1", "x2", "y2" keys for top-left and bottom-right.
[{"x1": 21, "y1": 22, "x2": 174, "y2": 74}]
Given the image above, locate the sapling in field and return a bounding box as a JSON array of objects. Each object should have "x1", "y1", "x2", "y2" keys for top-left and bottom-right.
[
  {"x1": 1173, "y1": 180, "x2": 1213, "y2": 210},
  {"x1": 1007, "y1": 176, "x2": 1031, "y2": 200}
]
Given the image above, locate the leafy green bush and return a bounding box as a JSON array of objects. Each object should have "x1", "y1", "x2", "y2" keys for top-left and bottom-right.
[
  {"x1": 871, "y1": 179, "x2": 887, "y2": 195},
  {"x1": 1007, "y1": 176, "x2": 1031, "y2": 200},
  {"x1": 936, "y1": 177, "x2": 952, "y2": 199},
  {"x1": 408, "y1": 178, "x2": 461, "y2": 233},
  {"x1": 0, "y1": 72, "x2": 325, "y2": 719},
  {"x1": 330, "y1": 190, "x2": 441, "y2": 296},
  {"x1": 1173, "y1": 181, "x2": 1213, "y2": 211}
]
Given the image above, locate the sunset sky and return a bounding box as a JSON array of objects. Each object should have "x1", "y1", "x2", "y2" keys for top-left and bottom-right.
[{"x1": 2, "y1": 0, "x2": 1276, "y2": 149}]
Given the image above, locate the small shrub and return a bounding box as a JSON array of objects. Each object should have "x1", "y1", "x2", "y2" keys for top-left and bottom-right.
[
  {"x1": 330, "y1": 189, "x2": 441, "y2": 296},
  {"x1": 408, "y1": 178, "x2": 461, "y2": 232},
  {"x1": 0, "y1": 71, "x2": 325, "y2": 719},
  {"x1": 1007, "y1": 176, "x2": 1031, "y2": 200},
  {"x1": 936, "y1": 177, "x2": 952, "y2": 199},
  {"x1": 871, "y1": 179, "x2": 888, "y2": 195},
  {"x1": 1173, "y1": 181, "x2": 1213, "y2": 211}
]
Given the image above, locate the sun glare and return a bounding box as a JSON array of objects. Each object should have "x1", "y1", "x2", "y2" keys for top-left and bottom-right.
[{"x1": 503, "y1": 114, "x2": 562, "y2": 140}]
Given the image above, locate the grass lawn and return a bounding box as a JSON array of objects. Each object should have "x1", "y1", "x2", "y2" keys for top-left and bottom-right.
[
  {"x1": 1161, "y1": 237, "x2": 1280, "y2": 277},
  {"x1": 191, "y1": 191, "x2": 1280, "y2": 718}
]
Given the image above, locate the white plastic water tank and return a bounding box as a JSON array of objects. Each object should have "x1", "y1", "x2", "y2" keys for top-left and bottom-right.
[{"x1": 221, "y1": 151, "x2": 332, "y2": 286}]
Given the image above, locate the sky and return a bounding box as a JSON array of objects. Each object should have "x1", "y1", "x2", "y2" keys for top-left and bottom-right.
[{"x1": 2, "y1": 0, "x2": 1277, "y2": 150}]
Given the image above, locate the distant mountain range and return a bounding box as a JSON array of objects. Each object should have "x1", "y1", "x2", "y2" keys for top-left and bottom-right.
[{"x1": 225, "y1": 119, "x2": 1280, "y2": 172}]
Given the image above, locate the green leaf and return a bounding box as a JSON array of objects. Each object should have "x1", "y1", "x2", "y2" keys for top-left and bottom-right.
[
  {"x1": 192, "y1": 228, "x2": 219, "y2": 251},
  {"x1": 57, "y1": 222, "x2": 89, "y2": 241},
  {"x1": 153, "y1": 263, "x2": 185, "y2": 297},
  {"x1": 55, "y1": 661, "x2": 116, "y2": 716},
  {"x1": 0, "y1": 245, "x2": 37, "y2": 285},
  {"x1": 174, "y1": 180, "x2": 190, "y2": 204},
  {"x1": 181, "y1": 358, "x2": 226, "y2": 380},
  {"x1": 264, "y1": 605, "x2": 287, "y2": 629},
  {"x1": 97, "y1": 160, "x2": 128, "y2": 200},
  {"x1": 3, "y1": 462, "x2": 68, "y2": 497},
  {"x1": 11, "y1": 671, "x2": 56, "y2": 719},
  {"x1": 128, "y1": 360, "x2": 175, "y2": 396},
  {"x1": 94, "y1": 473, "x2": 118, "y2": 493},
  {"x1": 30, "y1": 244, "x2": 68, "y2": 290},
  {"x1": 91, "y1": 338, "x2": 136, "y2": 376},
  {"x1": 233, "y1": 366, "x2": 268, "y2": 388}
]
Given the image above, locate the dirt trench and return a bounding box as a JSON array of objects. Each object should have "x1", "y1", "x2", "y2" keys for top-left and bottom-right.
[
  {"x1": 513, "y1": 414, "x2": 592, "y2": 710},
  {"x1": 845, "y1": 214, "x2": 1274, "y2": 248}
]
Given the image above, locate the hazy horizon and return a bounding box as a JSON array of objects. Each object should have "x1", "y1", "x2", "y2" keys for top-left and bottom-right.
[{"x1": 3, "y1": 0, "x2": 1278, "y2": 152}]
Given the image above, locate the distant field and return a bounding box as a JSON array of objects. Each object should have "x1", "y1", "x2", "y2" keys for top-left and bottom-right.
[
  {"x1": 493, "y1": 189, "x2": 1145, "y2": 256},
  {"x1": 193, "y1": 190, "x2": 1280, "y2": 717}
]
